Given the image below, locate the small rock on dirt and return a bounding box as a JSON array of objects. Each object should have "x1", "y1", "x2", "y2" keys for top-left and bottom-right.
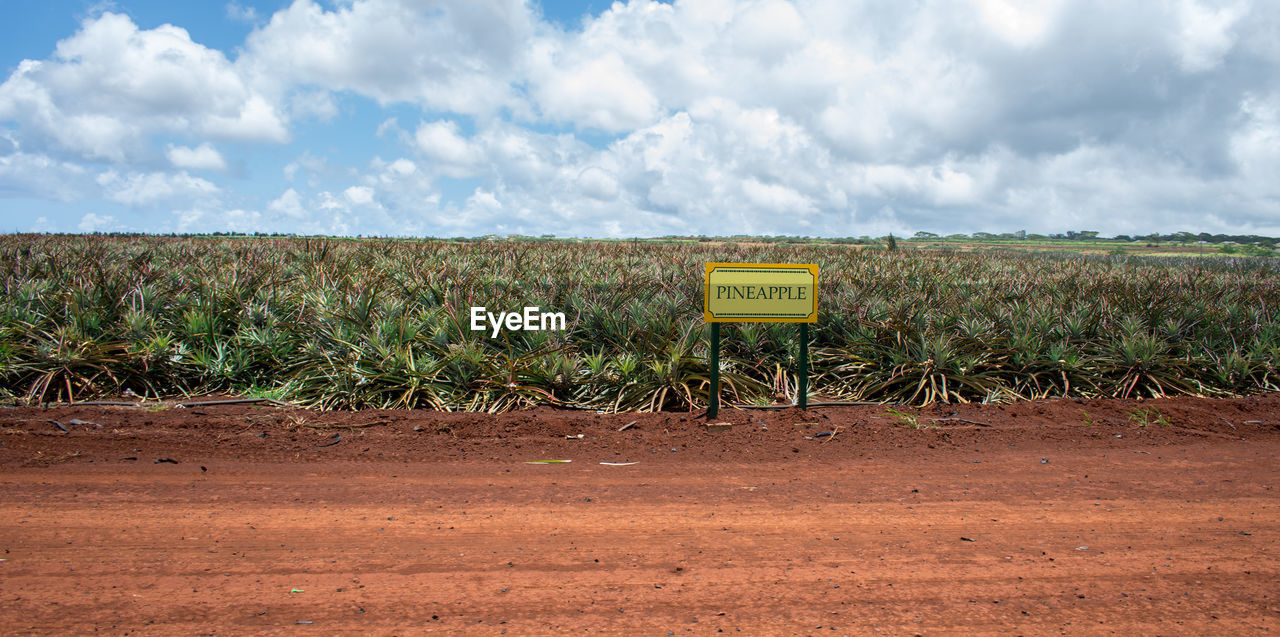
[{"x1": 314, "y1": 433, "x2": 343, "y2": 448}]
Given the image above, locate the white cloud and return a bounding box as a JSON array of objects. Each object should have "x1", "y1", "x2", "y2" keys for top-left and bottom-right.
[
  {"x1": 387, "y1": 158, "x2": 416, "y2": 176},
  {"x1": 5, "y1": 1, "x2": 1280, "y2": 237},
  {"x1": 167, "y1": 143, "x2": 227, "y2": 171},
  {"x1": 726, "y1": 0, "x2": 807, "y2": 61},
  {"x1": 78, "y1": 212, "x2": 116, "y2": 232},
  {"x1": 200, "y1": 94, "x2": 288, "y2": 142},
  {"x1": 468, "y1": 189, "x2": 501, "y2": 213},
  {"x1": 289, "y1": 90, "x2": 338, "y2": 122},
  {"x1": 1230, "y1": 93, "x2": 1280, "y2": 200},
  {"x1": 0, "y1": 12, "x2": 287, "y2": 163},
  {"x1": 375, "y1": 117, "x2": 401, "y2": 138},
  {"x1": 344, "y1": 185, "x2": 374, "y2": 205},
  {"x1": 267, "y1": 187, "x2": 306, "y2": 218},
  {"x1": 1174, "y1": 0, "x2": 1247, "y2": 72},
  {"x1": 414, "y1": 120, "x2": 483, "y2": 176},
  {"x1": 318, "y1": 191, "x2": 345, "y2": 211},
  {"x1": 226, "y1": 1, "x2": 258, "y2": 23},
  {"x1": 975, "y1": 0, "x2": 1065, "y2": 48},
  {"x1": 98, "y1": 170, "x2": 219, "y2": 206},
  {"x1": 529, "y1": 51, "x2": 661, "y2": 132},
  {"x1": 576, "y1": 166, "x2": 618, "y2": 201},
  {"x1": 741, "y1": 178, "x2": 814, "y2": 215},
  {"x1": 239, "y1": 0, "x2": 533, "y2": 116},
  {"x1": 0, "y1": 151, "x2": 95, "y2": 201}
]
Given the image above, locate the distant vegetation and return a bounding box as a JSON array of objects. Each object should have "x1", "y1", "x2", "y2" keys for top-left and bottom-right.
[
  {"x1": 2, "y1": 235, "x2": 1277, "y2": 410},
  {"x1": 52, "y1": 229, "x2": 1280, "y2": 255},
  {"x1": 908, "y1": 230, "x2": 1278, "y2": 247}
]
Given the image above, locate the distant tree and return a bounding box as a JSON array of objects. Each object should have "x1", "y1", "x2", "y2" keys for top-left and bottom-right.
[
  {"x1": 886, "y1": 234, "x2": 897, "y2": 251},
  {"x1": 913, "y1": 231, "x2": 938, "y2": 239}
]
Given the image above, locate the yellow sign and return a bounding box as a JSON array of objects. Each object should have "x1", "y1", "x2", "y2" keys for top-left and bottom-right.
[{"x1": 704, "y1": 263, "x2": 818, "y2": 323}]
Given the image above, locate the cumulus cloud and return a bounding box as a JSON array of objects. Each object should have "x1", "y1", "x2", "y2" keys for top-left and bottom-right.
[
  {"x1": 1173, "y1": 0, "x2": 1247, "y2": 72},
  {"x1": 386, "y1": 158, "x2": 416, "y2": 177},
  {"x1": 239, "y1": 0, "x2": 533, "y2": 116},
  {"x1": 267, "y1": 188, "x2": 306, "y2": 219},
  {"x1": 78, "y1": 212, "x2": 116, "y2": 232},
  {"x1": 344, "y1": 185, "x2": 374, "y2": 205},
  {"x1": 0, "y1": 12, "x2": 287, "y2": 164},
  {"x1": 576, "y1": 166, "x2": 619, "y2": 201},
  {"x1": 0, "y1": 151, "x2": 96, "y2": 201},
  {"x1": 98, "y1": 170, "x2": 219, "y2": 207},
  {"x1": 167, "y1": 144, "x2": 227, "y2": 171},
  {"x1": 528, "y1": 50, "x2": 661, "y2": 132},
  {"x1": 4, "y1": 0, "x2": 1280, "y2": 236},
  {"x1": 975, "y1": 0, "x2": 1065, "y2": 48},
  {"x1": 1228, "y1": 92, "x2": 1280, "y2": 205},
  {"x1": 289, "y1": 90, "x2": 338, "y2": 122},
  {"x1": 414, "y1": 120, "x2": 483, "y2": 176}
]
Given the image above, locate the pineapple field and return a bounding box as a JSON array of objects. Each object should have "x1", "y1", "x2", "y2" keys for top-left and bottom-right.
[
  {"x1": 5, "y1": 233, "x2": 1280, "y2": 634},
  {"x1": 3, "y1": 233, "x2": 1278, "y2": 410}
]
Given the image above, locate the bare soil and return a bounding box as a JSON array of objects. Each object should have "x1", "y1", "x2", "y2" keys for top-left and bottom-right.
[{"x1": 2, "y1": 395, "x2": 1278, "y2": 635}]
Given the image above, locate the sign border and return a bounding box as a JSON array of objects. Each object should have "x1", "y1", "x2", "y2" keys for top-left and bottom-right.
[{"x1": 704, "y1": 262, "x2": 818, "y2": 323}]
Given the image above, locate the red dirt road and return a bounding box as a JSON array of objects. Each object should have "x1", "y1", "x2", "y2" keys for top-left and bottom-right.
[{"x1": 2, "y1": 395, "x2": 1279, "y2": 635}]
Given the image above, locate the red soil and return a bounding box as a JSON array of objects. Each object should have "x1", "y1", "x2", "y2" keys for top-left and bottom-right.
[{"x1": 2, "y1": 395, "x2": 1278, "y2": 634}]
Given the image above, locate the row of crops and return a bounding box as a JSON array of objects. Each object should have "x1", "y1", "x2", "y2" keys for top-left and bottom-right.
[{"x1": 2, "y1": 235, "x2": 1278, "y2": 410}]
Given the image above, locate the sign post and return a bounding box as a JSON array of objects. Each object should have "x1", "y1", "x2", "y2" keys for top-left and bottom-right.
[
  {"x1": 709, "y1": 323, "x2": 720, "y2": 417},
  {"x1": 703, "y1": 263, "x2": 818, "y2": 418},
  {"x1": 799, "y1": 323, "x2": 808, "y2": 410}
]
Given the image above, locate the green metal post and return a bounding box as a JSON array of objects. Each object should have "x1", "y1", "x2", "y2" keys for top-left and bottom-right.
[
  {"x1": 708, "y1": 323, "x2": 720, "y2": 418},
  {"x1": 798, "y1": 323, "x2": 809, "y2": 410}
]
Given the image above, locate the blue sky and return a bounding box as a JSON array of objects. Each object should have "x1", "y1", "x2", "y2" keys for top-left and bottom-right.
[{"x1": 2, "y1": 0, "x2": 1279, "y2": 237}]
